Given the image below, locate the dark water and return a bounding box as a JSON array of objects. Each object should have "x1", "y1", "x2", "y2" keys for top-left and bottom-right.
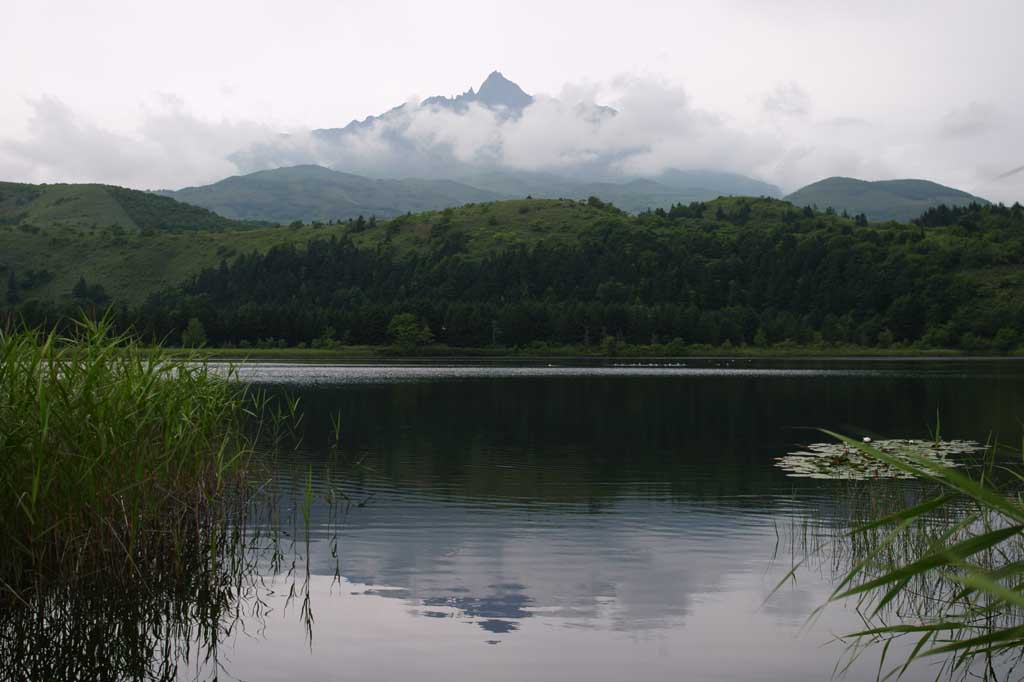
[{"x1": 204, "y1": 359, "x2": 1024, "y2": 681}]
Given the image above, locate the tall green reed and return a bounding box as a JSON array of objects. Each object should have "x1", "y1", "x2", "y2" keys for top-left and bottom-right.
[{"x1": 0, "y1": 317, "x2": 255, "y2": 598}]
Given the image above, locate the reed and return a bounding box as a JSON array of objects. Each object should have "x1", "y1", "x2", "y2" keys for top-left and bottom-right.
[
  {"x1": 811, "y1": 433, "x2": 1024, "y2": 679},
  {"x1": 0, "y1": 317, "x2": 256, "y2": 599}
]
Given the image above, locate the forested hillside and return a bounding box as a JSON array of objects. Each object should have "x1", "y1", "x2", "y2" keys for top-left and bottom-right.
[
  {"x1": 12, "y1": 195, "x2": 1021, "y2": 353},
  {"x1": 5, "y1": 191, "x2": 1023, "y2": 352},
  {"x1": 0, "y1": 181, "x2": 250, "y2": 232}
]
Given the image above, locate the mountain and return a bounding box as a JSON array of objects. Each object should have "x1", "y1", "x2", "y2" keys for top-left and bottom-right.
[
  {"x1": 0, "y1": 180, "x2": 246, "y2": 232},
  {"x1": 160, "y1": 163, "x2": 779, "y2": 222},
  {"x1": 421, "y1": 70, "x2": 534, "y2": 114},
  {"x1": 654, "y1": 169, "x2": 781, "y2": 198},
  {"x1": 784, "y1": 177, "x2": 989, "y2": 222},
  {"x1": 159, "y1": 165, "x2": 506, "y2": 222},
  {"x1": 312, "y1": 71, "x2": 535, "y2": 144},
  {"x1": 227, "y1": 71, "x2": 775, "y2": 207}
]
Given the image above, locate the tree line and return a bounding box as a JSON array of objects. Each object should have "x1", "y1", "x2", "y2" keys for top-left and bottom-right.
[{"x1": 5, "y1": 199, "x2": 1024, "y2": 352}]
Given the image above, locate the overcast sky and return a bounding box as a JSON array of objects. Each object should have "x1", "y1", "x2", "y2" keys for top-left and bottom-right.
[{"x1": 2, "y1": 0, "x2": 1022, "y2": 201}]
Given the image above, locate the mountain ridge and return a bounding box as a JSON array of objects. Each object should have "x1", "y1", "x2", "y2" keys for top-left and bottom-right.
[
  {"x1": 160, "y1": 164, "x2": 783, "y2": 222},
  {"x1": 158, "y1": 164, "x2": 506, "y2": 222},
  {"x1": 785, "y1": 176, "x2": 989, "y2": 221}
]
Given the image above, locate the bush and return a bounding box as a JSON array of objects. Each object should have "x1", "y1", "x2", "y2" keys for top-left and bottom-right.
[{"x1": 387, "y1": 313, "x2": 433, "y2": 354}]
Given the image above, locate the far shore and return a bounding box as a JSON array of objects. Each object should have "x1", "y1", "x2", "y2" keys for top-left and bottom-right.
[{"x1": 163, "y1": 343, "x2": 1024, "y2": 363}]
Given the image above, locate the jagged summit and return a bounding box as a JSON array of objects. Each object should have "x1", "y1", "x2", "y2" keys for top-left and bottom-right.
[
  {"x1": 419, "y1": 71, "x2": 534, "y2": 114},
  {"x1": 475, "y1": 71, "x2": 533, "y2": 110}
]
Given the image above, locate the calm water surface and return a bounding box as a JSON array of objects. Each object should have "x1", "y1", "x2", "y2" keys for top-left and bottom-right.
[{"x1": 197, "y1": 359, "x2": 1024, "y2": 682}]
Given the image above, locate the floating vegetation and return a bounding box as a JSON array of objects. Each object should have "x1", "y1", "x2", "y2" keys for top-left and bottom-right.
[
  {"x1": 789, "y1": 431, "x2": 1024, "y2": 679},
  {"x1": 774, "y1": 438, "x2": 986, "y2": 479}
]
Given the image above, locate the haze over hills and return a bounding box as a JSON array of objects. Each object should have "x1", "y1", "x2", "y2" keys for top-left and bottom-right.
[
  {"x1": 158, "y1": 164, "x2": 783, "y2": 222},
  {"x1": 159, "y1": 165, "x2": 505, "y2": 222},
  {"x1": 224, "y1": 71, "x2": 782, "y2": 212},
  {"x1": 785, "y1": 177, "x2": 990, "y2": 222},
  {"x1": 457, "y1": 168, "x2": 781, "y2": 211}
]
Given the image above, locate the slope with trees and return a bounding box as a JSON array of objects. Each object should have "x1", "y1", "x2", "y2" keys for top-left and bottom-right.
[
  {"x1": 784, "y1": 177, "x2": 989, "y2": 222},
  {"x1": 55, "y1": 198, "x2": 1024, "y2": 352}
]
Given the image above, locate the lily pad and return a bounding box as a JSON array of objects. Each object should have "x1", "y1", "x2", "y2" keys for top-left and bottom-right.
[{"x1": 774, "y1": 439, "x2": 986, "y2": 480}]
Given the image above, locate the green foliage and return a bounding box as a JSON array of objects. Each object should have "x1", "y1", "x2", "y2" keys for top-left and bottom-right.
[
  {"x1": 811, "y1": 433, "x2": 1024, "y2": 677},
  {"x1": 0, "y1": 318, "x2": 255, "y2": 598},
  {"x1": 4, "y1": 192, "x2": 1024, "y2": 354},
  {"x1": 0, "y1": 181, "x2": 251, "y2": 234},
  {"x1": 5, "y1": 271, "x2": 18, "y2": 305},
  {"x1": 103, "y1": 186, "x2": 242, "y2": 231},
  {"x1": 80, "y1": 197, "x2": 1024, "y2": 354},
  {"x1": 70, "y1": 276, "x2": 109, "y2": 308},
  {"x1": 387, "y1": 313, "x2": 433, "y2": 353},
  {"x1": 181, "y1": 317, "x2": 207, "y2": 347}
]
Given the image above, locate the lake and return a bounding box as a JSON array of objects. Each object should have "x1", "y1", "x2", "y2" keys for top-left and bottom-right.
[{"x1": 196, "y1": 359, "x2": 1024, "y2": 681}]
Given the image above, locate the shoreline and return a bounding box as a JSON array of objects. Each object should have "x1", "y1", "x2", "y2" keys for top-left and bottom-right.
[{"x1": 167, "y1": 344, "x2": 1024, "y2": 363}]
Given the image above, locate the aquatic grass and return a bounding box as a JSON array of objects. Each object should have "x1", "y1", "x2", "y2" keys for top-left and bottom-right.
[
  {"x1": 0, "y1": 324, "x2": 357, "y2": 679},
  {"x1": 0, "y1": 317, "x2": 256, "y2": 598},
  {"x1": 0, "y1": 490, "x2": 333, "y2": 681},
  {"x1": 807, "y1": 433, "x2": 1024, "y2": 679}
]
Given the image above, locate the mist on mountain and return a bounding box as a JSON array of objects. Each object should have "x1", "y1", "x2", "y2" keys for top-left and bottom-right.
[{"x1": 226, "y1": 72, "x2": 779, "y2": 195}]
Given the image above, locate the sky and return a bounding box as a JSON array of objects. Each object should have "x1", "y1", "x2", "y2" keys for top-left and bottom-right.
[{"x1": 1, "y1": 0, "x2": 1022, "y2": 201}]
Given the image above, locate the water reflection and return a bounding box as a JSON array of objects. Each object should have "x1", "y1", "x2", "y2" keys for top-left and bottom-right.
[
  {"x1": 6, "y1": 361, "x2": 1024, "y2": 681},
  {"x1": 0, "y1": 518, "x2": 261, "y2": 681},
  {"x1": 233, "y1": 361, "x2": 1022, "y2": 681}
]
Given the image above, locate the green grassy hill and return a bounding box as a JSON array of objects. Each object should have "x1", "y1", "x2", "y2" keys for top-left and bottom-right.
[
  {"x1": 158, "y1": 165, "x2": 507, "y2": 223},
  {"x1": 784, "y1": 177, "x2": 989, "y2": 222},
  {"x1": 0, "y1": 181, "x2": 247, "y2": 232},
  {"x1": 0, "y1": 188, "x2": 620, "y2": 303},
  {"x1": 0, "y1": 180, "x2": 275, "y2": 303},
  {"x1": 4, "y1": 190, "x2": 767, "y2": 305}
]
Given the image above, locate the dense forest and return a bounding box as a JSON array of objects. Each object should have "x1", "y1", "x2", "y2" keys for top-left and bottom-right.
[{"x1": 4, "y1": 197, "x2": 1024, "y2": 352}]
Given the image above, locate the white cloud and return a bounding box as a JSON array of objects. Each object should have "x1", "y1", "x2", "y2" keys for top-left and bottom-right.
[
  {"x1": 0, "y1": 96, "x2": 279, "y2": 189},
  {"x1": 762, "y1": 82, "x2": 812, "y2": 119},
  {"x1": 937, "y1": 102, "x2": 997, "y2": 139},
  {"x1": 1, "y1": 74, "x2": 1022, "y2": 205}
]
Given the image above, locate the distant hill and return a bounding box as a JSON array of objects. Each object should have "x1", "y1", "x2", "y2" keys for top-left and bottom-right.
[
  {"x1": 455, "y1": 168, "x2": 780, "y2": 213},
  {"x1": 655, "y1": 169, "x2": 781, "y2": 198},
  {"x1": 784, "y1": 177, "x2": 989, "y2": 222},
  {"x1": 159, "y1": 164, "x2": 780, "y2": 222},
  {"x1": 0, "y1": 181, "x2": 245, "y2": 232},
  {"x1": 159, "y1": 165, "x2": 507, "y2": 223}
]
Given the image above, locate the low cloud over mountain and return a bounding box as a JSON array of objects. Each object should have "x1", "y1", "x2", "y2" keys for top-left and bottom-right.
[
  {"x1": 228, "y1": 72, "x2": 780, "y2": 186},
  {"x1": 1, "y1": 71, "x2": 1020, "y2": 204}
]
